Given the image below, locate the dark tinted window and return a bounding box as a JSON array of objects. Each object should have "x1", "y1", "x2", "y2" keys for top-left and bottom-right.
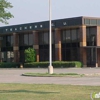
[{"x1": 86, "y1": 27, "x2": 96, "y2": 46}]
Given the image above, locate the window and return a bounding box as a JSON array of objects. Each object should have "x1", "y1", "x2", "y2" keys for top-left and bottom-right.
[
  {"x1": 71, "y1": 29, "x2": 77, "y2": 42},
  {"x1": 19, "y1": 34, "x2": 24, "y2": 46},
  {"x1": 39, "y1": 32, "x2": 44, "y2": 45},
  {"x1": 11, "y1": 35, "x2": 13, "y2": 46},
  {"x1": 24, "y1": 34, "x2": 28, "y2": 45},
  {"x1": 84, "y1": 19, "x2": 90, "y2": 25},
  {"x1": 90, "y1": 19, "x2": 97, "y2": 25},
  {"x1": 39, "y1": 31, "x2": 55, "y2": 61},
  {"x1": 1, "y1": 35, "x2": 13, "y2": 47},
  {"x1": 19, "y1": 33, "x2": 33, "y2": 46},
  {"x1": 29, "y1": 34, "x2": 33, "y2": 45},
  {"x1": 62, "y1": 30, "x2": 66, "y2": 43},
  {"x1": 86, "y1": 27, "x2": 96, "y2": 46},
  {"x1": 19, "y1": 33, "x2": 33, "y2": 62},
  {"x1": 44, "y1": 32, "x2": 49, "y2": 44},
  {"x1": 39, "y1": 31, "x2": 55, "y2": 45},
  {"x1": 1, "y1": 51, "x2": 14, "y2": 62},
  {"x1": 7, "y1": 35, "x2": 13, "y2": 47},
  {"x1": 65, "y1": 30, "x2": 71, "y2": 42},
  {"x1": 2, "y1": 36, "x2": 6, "y2": 47},
  {"x1": 61, "y1": 29, "x2": 80, "y2": 61}
]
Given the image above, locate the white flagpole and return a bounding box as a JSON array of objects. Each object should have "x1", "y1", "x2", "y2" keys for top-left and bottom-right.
[{"x1": 48, "y1": 0, "x2": 53, "y2": 74}]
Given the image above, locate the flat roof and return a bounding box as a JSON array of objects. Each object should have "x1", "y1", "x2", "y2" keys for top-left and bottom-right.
[{"x1": 0, "y1": 16, "x2": 100, "y2": 34}]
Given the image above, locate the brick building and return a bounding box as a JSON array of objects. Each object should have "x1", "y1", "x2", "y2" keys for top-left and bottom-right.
[{"x1": 0, "y1": 16, "x2": 100, "y2": 67}]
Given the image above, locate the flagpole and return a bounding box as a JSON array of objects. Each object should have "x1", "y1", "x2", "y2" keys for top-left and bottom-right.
[{"x1": 48, "y1": 0, "x2": 53, "y2": 74}]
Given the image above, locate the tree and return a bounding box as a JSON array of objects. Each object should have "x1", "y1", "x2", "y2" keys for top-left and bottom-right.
[
  {"x1": 0, "y1": 0, "x2": 13, "y2": 24},
  {"x1": 25, "y1": 48, "x2": 36, "y2": 63}
]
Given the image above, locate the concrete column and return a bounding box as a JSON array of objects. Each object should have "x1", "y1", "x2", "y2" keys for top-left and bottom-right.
[
  {"x1": 97, "y1": 48, "x2": 100, "y2": 67},
  {"x1": 55, "y1": 28, "x2": 62, "y2": 61},
  {"x1": 80, "y1": 47, "x2": 87, "y2": 67},
  {"x1": 79, "y1": 25, "x2": 87, "y2": 67},
  {"x1": 96, "y1": 26, "x2": 100, "y2": 67},
  {"x1": 13, "y1": 33, "x2": 19, "y2": 62},
  {"x1": 79, "y1": 25, "x2": 86, "y2": 47},
  {"x1": 96, "y1": 26, "x2": 100, "y2": 46},
  {"x1": 33, "y1": 31, "x2": 39, "y2": 62}
]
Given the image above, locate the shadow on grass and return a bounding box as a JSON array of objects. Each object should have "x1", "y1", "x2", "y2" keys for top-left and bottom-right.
[{"x1": 0, "y1": 90, "x2": 60, "y2": 94}]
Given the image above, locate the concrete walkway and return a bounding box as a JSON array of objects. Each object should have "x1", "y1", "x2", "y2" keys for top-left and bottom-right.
[{"x1": 0, "y1": 68, "x2": 100, "y2": 86}]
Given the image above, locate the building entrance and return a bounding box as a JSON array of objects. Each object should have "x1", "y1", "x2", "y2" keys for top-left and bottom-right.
[{"x1": 87, "y1": 48, "x2": 96, "y2": 67}]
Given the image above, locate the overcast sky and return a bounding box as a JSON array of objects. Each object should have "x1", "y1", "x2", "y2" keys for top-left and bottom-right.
[{"x1": 1, "y1": 0, "x2": 100, "y2": 26}]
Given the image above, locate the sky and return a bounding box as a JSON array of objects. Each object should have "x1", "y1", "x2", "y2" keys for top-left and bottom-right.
[{"x1": 1, "y1": 0, "x2": 100, "y2": 26}]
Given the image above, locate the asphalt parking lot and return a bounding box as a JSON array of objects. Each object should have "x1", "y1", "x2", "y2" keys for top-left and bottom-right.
[{"x1": 0, "y1": 68, "x2": 100, "y2": 86}]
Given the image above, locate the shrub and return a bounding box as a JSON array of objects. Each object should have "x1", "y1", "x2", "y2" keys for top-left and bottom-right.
[
  {"x1": 24, "y1": 61, "x2": 82, "y2": 68},
  {"x1": 0, "y1": 61, "x2": 82, "y2": 68},
  {"x1": 0, "y1": 62, "x2": 20, "y2": 68},
  {"x1": 25, "y1": 48, "x2": 36, "y2": 63}
]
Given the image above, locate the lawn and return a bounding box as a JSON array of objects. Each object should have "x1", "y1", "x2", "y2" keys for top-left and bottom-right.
[
  {"x1": 0, "y1": 84, "x2": 99, "y2": 100},
  {"x1": 22, "y1": 72, "x2": 84, "y2": 77}
]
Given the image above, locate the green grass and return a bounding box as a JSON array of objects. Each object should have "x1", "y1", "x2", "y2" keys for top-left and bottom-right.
[
  {"x1": 0, "y1": 84, "x2": 99, "y2": 100},
  {"x1": 22, "y1": 73, "x2": 84, "y2": 77}
]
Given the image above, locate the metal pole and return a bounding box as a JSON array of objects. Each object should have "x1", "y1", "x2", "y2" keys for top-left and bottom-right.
[
  {"x1": 49, "y1": 0, "x2": 52, "y2": 66},
  {"x1": 48, "y1": 0, "x2": 53, "y2": 74}
]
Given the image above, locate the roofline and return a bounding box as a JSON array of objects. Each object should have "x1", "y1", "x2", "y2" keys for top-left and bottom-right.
[
  {"x1": 1, "y1": 16, "x2": 100, "y2": 34},
  {"x1": 1, "y1": 16, "x2": 100, "y2": 28},
  {"x1": 1, "y1": 16, "x2": 83, "y2": 28},
  {"x1": 82, "y1": 16, "x2": 100, "y2": 19}
]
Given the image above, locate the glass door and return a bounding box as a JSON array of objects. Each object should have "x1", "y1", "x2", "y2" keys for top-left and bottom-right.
[{"x1": 87, "y1": 48, "x2": 96, "y2": 67}]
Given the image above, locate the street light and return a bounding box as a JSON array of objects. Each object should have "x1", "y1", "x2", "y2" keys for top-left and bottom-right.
[{"x1": 48, "y1": 0, "x2": 53, "y2": 74}]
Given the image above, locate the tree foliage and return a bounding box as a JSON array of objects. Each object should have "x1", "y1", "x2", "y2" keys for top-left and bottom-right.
[
  {"x1": 0, "y1": 0, "x2": 13, "y2": 24},
  {"x1": 25, "y1": 48, "x2": 36, "y2": 63}
]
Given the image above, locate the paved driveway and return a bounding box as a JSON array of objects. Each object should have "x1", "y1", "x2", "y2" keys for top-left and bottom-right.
[{"x1": 0, "y1": 68, "x2": 100, "y2": 86}]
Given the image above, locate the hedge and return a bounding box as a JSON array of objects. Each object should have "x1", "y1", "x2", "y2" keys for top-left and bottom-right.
[
  {"x1": 0, "y1": 61, "x2": 82, "y2": 68},
  {"x1": 24, "y1": 61, "x2": 82, "y2": 68},
  {"x1": 0, "y1": 62, "x2": 20, "y2": 68}
]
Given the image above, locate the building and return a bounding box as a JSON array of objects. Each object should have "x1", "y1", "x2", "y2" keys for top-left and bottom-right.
[{"x1": 0, "y1": 16, "x2": 100, "y2": 67}]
